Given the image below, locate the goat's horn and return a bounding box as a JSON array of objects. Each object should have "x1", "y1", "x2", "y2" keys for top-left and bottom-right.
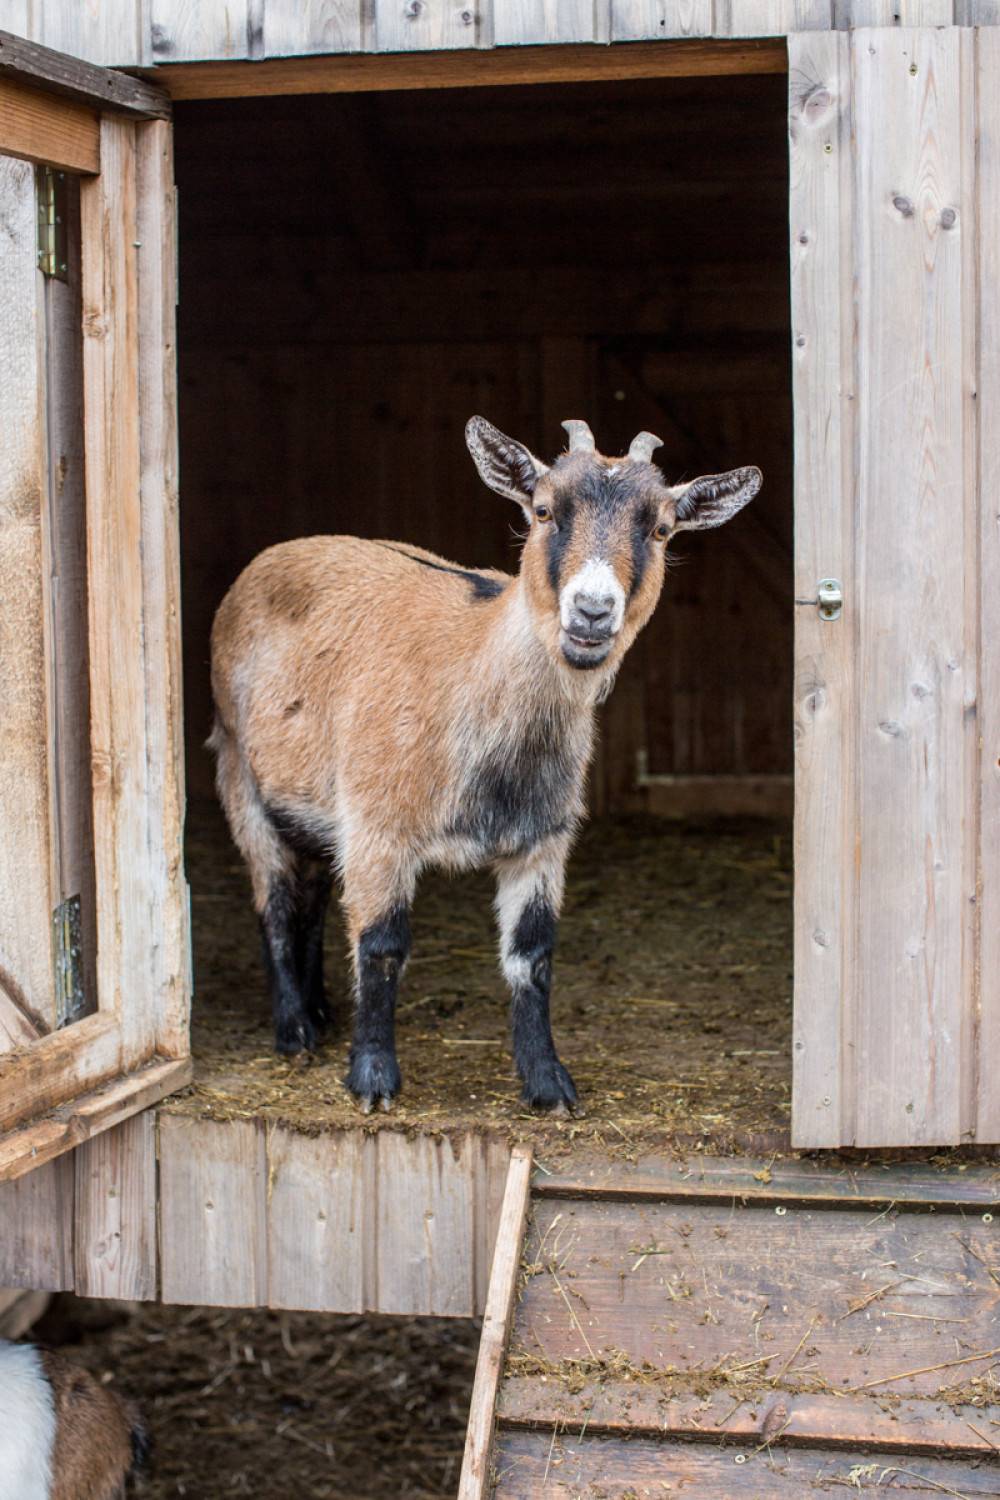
[
  {"x1": 628, "y1": 431, "x2": 664, "y2": 464},
  {"x1": 561, "y1": 419, "x2": 596, "y2": 453}
]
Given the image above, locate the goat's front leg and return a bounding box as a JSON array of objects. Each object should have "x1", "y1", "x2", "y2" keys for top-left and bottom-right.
[
  {"x1": 495, "y1": 838, "x2": 578, "y2": 1113},
  {"x1": 343, "y1": 863, "x2": 414, "y2": 1111}
]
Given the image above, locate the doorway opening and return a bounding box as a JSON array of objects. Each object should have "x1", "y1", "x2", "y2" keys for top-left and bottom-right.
[{"x1": 174, "y1": 71, "x2": 794, "y2": 1145}]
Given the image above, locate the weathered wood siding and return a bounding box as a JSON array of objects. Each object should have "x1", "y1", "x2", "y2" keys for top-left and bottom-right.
[
  {"x1": 791, "y1": 26, "x2": 997, "y2": 1148},
  {"x1": 0, "y1": 1114, "x2": 512, "y2": 1314},
  {"x1": 10, "y1": 1, "x2": 1000, "y2": 69}
]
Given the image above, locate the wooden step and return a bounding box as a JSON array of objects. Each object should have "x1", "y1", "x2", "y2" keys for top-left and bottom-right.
[{"x1": 462, "y1": 1154, "x2": 1000, "y2": 1498}]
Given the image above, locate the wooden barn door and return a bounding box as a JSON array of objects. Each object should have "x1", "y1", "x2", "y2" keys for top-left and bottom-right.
[
  {"x1": 791, "y1": 25, "x2": 1000, "y2": 1149},
  {"x1": 0, "y1": 40, "x2": 190, "y2": 1179}
]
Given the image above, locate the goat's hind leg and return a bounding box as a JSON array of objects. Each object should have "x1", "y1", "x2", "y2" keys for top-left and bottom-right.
[
  {"x1": 495, "y1": 841, "x2": 578, "y2": 1113},
  {"x1": 211, "y1": 720, "x2": 316, "y2": 1055},
  {"x1": 344, "y1": 872, "x2": 413, "y2": 1110},
  {"x1": 294, "y1": 860, "x2": 335, "y2": 1036}
]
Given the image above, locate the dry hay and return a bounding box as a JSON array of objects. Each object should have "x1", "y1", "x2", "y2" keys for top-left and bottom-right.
[
  {"x1": 179, "y1": 799, "x2": 793, "y2": 1154},
  {"x1": 39, "y1": 1300, "x2": 479, "y2": 1499}
]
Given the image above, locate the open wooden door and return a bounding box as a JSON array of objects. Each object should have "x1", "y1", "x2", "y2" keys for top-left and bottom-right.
[
  {"x1": 0, "y1": 34, "x2": 190, "y2": 1180},
  {"x1": 791, "y1": 25, "x2": 1000, "y2": 1149}
]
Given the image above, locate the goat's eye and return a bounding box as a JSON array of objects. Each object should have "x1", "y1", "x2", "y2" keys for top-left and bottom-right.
[
  {"x1": 534, "y1": 506, "x2": 552, "y2": 523},
  {"x1": 653, "y1": 522, "x2": 669, "y2": 541}
]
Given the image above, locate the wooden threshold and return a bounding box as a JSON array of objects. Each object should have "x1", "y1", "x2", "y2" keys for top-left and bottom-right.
[
  {"x1": 146, "y1": 37, "x2": 788, "y2": 102},
  {"x1": 0, "y1": 1056, "x2": 192, "y2": 1183}
]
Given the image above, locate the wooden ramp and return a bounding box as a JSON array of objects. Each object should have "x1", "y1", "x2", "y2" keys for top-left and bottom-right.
[{"x1": 461, "y1": 1155, "x2": 1000, "y2": 1498}]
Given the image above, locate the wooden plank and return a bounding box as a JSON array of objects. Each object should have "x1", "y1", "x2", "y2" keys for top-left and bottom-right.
[
  {"x1": 81, "y1": 116, "x2": 158, "y2": 1074},
  {"x1": 34, "y1": 0, "x2": 144, "y2": 71},
  {"x1": 74, "y1": 1111, "x2": 157, "y2": 1299},
  {"x1": 0, "y1": 1014, "x2": 120, "y2": 1136},
  {"x1": 978, "y1": 31, "x2": 1000, "y2": 1143},
  {"x1": 0, "y1": 1152, "x2": 74, "y2": 1290},
  {"x1": 492, "y1": 1431, "x2": 1000, "y2": 1497},
  {"x1": 717, "y1": 0, "x2": 833, "y2": 32},
  {"x1": 788, "y1": 32, "x2": 855, "y2": 1148},
  {"x1": 135, "y1": 118, "x2": 191, "y2": 1060},
  {"x1": 609, "y1": 1, "x2": 712, "y2": 40},
  {"x1": 458, "y1": 1146, "x2": 533, "y2": 1500},
  {"x1": 263, "y1": 0, "x2": 363, "y2": 57},
  {"x1": 853, "y1": 28, "x2": 974, "y2": 1147},
  {"x1": 493, "y1": 1, "x2": 598, "y2": 47},
  {"x1": 850, "y1": 0, "x2": 955, "y2": 21},
  {"x1": 474, "y1": 1134, "x2": 513, "y2": 1315},
  {"x1": 499, "y1": 1381, "x2": 1000, "y2": 1456},
  {"x1": 0, "y1": 28, "x2": 171, "y2": 116},
  {"x1": 0, "y1": 990, "x2": 41, "y2": 1052},
  {"x1": 0, "y1": 77, "x2": 99, "y2": 172},
  {"x1": 151, "y1": 37, "x2": 789, "y2": 99},
  {"x1": 374, "y1": 0, "x2": 480, "y2": 53},
  {"x1": 532, "y1": 1153, "x2": 1000, "y2": 1208},
  {"x1": 40, "y1": 172, "x2": 98, "y2": 1023},
  {"x1": 375, "y1": 1130, "x2": 477, "y2": 1315},
  {"x1": 158, "y1": 1114, "x2": 268, "y2": 1306},
  {"x1": 150, "y1": 0, "x2": 253, "y2": 63},
  {"x1": 515, "y1": 1198, "x2": 1000, "y2": 1399},
  {"x1": 266, "y1": 1126, "x2": 369, "y2": 1313},
  {"x1": 0, "y1": 152, "x2": 56, "y2": 1036},
  {"x1": 0, "y1": 1056, "x2": 192, "y2": 1183}
]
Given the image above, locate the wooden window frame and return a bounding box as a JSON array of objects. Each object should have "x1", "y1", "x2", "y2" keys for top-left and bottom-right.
[{"x1": 0, "y1": 56, "x2": 189, "y2": 1183}]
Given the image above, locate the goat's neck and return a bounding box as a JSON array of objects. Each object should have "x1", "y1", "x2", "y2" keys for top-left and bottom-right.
[{"x1": 473, "y1": 576, "x2": 608, "y2": 724}]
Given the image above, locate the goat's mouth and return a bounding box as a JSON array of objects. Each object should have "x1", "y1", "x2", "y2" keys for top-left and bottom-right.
[{"x1": 560, "y1": 630, "x2": 614, "y2": 670}]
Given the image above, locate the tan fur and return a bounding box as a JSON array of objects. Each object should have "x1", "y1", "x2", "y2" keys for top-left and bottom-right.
[{"x1": 39, "y1": 1352, "x2": 137, "y2": 1500}]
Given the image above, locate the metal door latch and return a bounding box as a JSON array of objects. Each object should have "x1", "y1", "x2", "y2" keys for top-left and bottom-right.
[{"x1": 818, "y1": 578, "x2": 842, "y2": 621}]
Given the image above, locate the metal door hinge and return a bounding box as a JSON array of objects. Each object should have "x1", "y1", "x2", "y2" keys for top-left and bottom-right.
[
  {"x1": 53, "y1": 895, "x2": 86, "y2": 1027},
  {"x1": 818, "y1": 578, "x2": 842, "y2": 621},
  {"x1": 37, "y1": 167, "x2": 68, "y2": 281}
]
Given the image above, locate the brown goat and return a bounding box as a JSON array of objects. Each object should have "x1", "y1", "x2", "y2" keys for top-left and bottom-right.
[
  {"x1": 210, "y1": 418, "x2": 760, "y2": 1111},
  {"x1": 0, "y1": 1340, "x2": 148, "y2": 1500}
]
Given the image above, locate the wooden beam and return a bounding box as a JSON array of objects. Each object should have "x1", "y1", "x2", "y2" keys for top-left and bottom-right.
[
  {"x1": 148, "y1": 37, "x2": 789, "y2": 102},
  {"x1": 458, "y1": 1146, "x2": 533, "y2": 1500},
  {"x1": 0, "y1": 75, "x2": 100, "y2": 172},
  {"x1": 0, "y1": 1056, "x2": 192, "y2": 1184},
  {"x1": 532, "y1": 1153, "x2": 1000, "y2": 1209},
  {"x1": 0, "y1": 29, "x2": 170, "y2": 119}
]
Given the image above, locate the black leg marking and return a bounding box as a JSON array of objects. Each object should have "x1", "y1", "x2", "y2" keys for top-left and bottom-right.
[
  {"x1": 347, "y1": 903, "x2": 411, "y2": 1108},
  {"x1": 261, "y1": 877, "x2": 315, "y2": 1055},
  {"x1": 508, "y1": 895, "x2": 578, "y2": 1112},
  {"x1": 294, "y1": 866, "x2": 334, "y2": 1035}
]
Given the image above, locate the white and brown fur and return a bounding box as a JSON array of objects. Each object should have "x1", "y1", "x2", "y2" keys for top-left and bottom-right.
[
  {"x1": 0, "y1": 1340, "x2": 148, "y2": 1500},
  {"x1": 209, "y1": 418, "x2": 761, "y2": 1111}
]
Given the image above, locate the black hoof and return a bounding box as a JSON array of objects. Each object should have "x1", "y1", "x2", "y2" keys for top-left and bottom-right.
[
  {"x1": 347, "y1": 1048, "x2": 402, "y2": 1109},
  {"x1": 275, "y1": 1015, "x2": 317, "y2": 1056},
  {"x1": 520, "y1": 1059, "x2": 579, "y2": 1113}
]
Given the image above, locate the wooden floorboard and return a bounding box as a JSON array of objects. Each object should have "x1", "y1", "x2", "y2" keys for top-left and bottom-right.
[
  {"x1": 514, "y1": 1198, "x2": 1000, "y2": 1399},
  {"x1": 492, "y1": 1432, "x2": 1000, "y2": 1497}
]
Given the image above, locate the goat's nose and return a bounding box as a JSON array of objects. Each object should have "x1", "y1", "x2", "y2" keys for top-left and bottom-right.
[{"x1": 574, "y1": 593, "x2": 614, "y2": 626}]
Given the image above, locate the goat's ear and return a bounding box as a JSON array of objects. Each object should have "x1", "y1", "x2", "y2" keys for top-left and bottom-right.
[
  {"x1": 669, "y1": 466, "x2": 761, "y2": 532},
  {"x1": 466, "y1": 417, "x2": 548, "y2": 520}
]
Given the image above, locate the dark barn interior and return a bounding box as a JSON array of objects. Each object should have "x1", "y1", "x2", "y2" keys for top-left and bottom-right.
[
  {"x1": 171, "y1": 71, "x2": 797, "y2": 1147},
  {"x1": 174, "y1": 72, "x2": 793, "y2": 811}
]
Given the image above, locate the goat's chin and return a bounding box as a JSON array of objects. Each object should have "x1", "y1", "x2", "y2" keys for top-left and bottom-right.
[{"x1": 559, "y1": 633, "x2": 614, "y2": 671}]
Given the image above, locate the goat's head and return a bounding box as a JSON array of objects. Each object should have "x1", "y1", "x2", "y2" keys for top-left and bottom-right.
[{"x1": 466, "y1": 417, "x2": 761, "y2": 676}]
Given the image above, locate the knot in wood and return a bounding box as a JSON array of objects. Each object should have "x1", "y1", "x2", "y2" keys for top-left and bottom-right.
[
  {"x1": 804, "y1": 88, "x2": 831, "y2": 121},
  {"x1": 893, "y1": 195, "x2": 914, "y2": 218},
  {"x1": 940, "y1": 207, "x2": 957, "y2": 230}
]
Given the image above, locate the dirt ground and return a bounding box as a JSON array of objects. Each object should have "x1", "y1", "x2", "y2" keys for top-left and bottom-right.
[
  {"x1": 180, "y1": 798, "x2": 794, "y2": 1152},
  {"x1": 36, "y1": 1299, "x2": 480, "y2": 1499}
]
